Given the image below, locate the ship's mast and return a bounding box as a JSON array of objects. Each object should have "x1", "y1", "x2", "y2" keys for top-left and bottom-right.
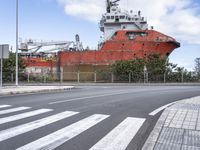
[{"x1": 106, "y1": 0, "x2": 120, "y2": 13}]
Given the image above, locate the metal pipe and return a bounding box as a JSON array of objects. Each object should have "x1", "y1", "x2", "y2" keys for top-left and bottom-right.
[
  {"x1": 1, "y1": 56, "x2": 3, "y2": 87},
  {"x1": 16, "y1": 0, "x2": 19, "y2": 86}
]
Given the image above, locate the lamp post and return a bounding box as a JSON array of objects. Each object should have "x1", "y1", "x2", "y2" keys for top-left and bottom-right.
[{"x1": 16, "y1": 0, "x2": 19, "y2": 86}]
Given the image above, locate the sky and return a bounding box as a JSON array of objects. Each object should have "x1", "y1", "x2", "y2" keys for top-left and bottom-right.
[{"x1": 0, "y1": 0, "x2": 200, "y2": 71}]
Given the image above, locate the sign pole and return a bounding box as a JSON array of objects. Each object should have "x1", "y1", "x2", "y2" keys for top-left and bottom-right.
[{"x1": 0, "y1": 49, "x2": 2, "y2": 87}]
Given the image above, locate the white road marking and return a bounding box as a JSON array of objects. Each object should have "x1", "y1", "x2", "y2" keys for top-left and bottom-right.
[
  {"x1": 149, "y1": 102, "x2": 176, "y2": 116},
  {"x1": 0, "y1": 105, "x2": 11, "y2": 109},
  {"x1": 49, "y1": 90, "x2": 132, "y2": 105},
  {"x1": 0, "y1": 107, "x2": 31, "y2": 115},
  {"x1": 90, "y1": 117, "x2": 145, "y2": 150},
  {"x1": 0, "y1": 109, "x2": 53, "y2": 125},
  {"x1": 0, "y1": 111, "x2": 79, "y2": 142},
  {"x1": 17, "y1": 114, "x2": 109, "y2": 150}
]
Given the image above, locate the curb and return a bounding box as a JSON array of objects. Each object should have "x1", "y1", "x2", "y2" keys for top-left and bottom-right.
[
  {"x1": 0, "y1": 86, "x2": 75, "y2": 96},
  {"x1": 142, "y1": 96, "x2": 200, "y2": 150},
  {"x1": 142, "y1": 109, "x2": 169, "y2": 150}
]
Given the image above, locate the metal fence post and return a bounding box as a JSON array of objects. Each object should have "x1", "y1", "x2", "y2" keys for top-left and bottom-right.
[
  {"x1": 111, "y1": 73, "x2": 114, "y2": 83},
  {"x1": 144, "y1": 72, "x2": 148, "y2": 83},
  {"x1": 164, "y1": 73, "x2": 166, "y2": 83},
  {"x1": 60, "y1": 72, "x2": 63, "y2": 83},
  {"x1": 181, "y1": 71, "x2": 184, "y2": 83},
  {"x1": 77, "y1": 71, "x2": 80, "y2": 83},
  {"x1": 27, "y1": 72, "x2": 30, "y2": 83},
  {"x1": 143, "y1": 66, "x2": 148, "y2": 83},
  {"x1": 11, "y1": 73, "x2": 14, "y2": 83},
  {"x1": 94, "y1": 72, "x2": 97, "y2": 83},
  {"x1": 146, "y1": 73, "x2": 148, "y2": 83},
  {"x1": 129, "y1": 73, "x2": 131, "y2": 83},
  {"x1": 44, "y1": 75, "x2": 46, "y2": 83}
]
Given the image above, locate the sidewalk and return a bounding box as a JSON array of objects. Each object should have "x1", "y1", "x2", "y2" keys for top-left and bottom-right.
[
  {"x1": 143, "y1": 96, "x2": 200, "y2": 150},
  {"x1": 0, "y1": 86, "x2": 74, "y2": 96}
]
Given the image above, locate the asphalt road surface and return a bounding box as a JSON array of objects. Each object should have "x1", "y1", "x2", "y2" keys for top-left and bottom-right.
[{"x1": 0, "y1": 85, "x2": 200, "y2": 150}]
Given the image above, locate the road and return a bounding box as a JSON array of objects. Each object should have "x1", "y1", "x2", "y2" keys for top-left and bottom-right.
[{"x1": 0, "y1": 85, "x2": 200, "y2": 150}]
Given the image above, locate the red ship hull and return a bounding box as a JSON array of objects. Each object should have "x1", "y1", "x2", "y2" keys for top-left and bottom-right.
[{"x1": 58, "y1": 30, "x2": 180, "y2": 66}]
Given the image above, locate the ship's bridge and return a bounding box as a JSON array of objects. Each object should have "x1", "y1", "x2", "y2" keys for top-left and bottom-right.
[{"x1": 100, "y1": 0, "x2": 148, "y2": 41}]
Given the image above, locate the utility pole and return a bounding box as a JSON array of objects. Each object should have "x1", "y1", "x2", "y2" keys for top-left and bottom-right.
[{"x1": 16, "y1": 0, "x2": 19, "y2": 86}]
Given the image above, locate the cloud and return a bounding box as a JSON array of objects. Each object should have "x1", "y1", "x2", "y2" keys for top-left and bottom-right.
[
  {"x1": 57, "y1": 0, "x2": 200, "y2": 44},
  {"x1": 58, "y1": 0, "x2": 104, "y2": 22}
]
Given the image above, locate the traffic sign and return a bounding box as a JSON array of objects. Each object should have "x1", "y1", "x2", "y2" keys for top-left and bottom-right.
[{"x1": 0, "y1": 44, "x2": 9, "y2": 59}]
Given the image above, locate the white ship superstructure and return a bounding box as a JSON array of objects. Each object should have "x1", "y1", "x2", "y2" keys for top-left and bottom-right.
[{"x1": 100, "y1": 0, "x2": 148, "y2": 40}]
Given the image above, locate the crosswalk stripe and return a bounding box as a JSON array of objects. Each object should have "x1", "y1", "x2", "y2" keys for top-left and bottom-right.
[
  {"x1": 0, "y1": 109, "x2": 53, "y2": 125},
  {"x1": 0, "y1": 105, "x2": 11, "y2": 109},
  {"x1": 0, "y1": 111, "x2": 79, "y2": 142},
  {"x1": 149, "y1": 102, "x2": 176, "y2": 116},
  {"x1": 0, "y1": 107, "x2": 31, "y2": 115},
  {"x1": 17, "y1": 114, "x2": 109, "y2": 150},
  {"x1": 89, "y1": 117, "x2": 146, "y2": 150}
]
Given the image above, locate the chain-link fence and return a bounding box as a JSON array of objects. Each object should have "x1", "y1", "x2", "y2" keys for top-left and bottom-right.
[{"x1": 2, "y1": 71, "x2": 200, "y2": 84}]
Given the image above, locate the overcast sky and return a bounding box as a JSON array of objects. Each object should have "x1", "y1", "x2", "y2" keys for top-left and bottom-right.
[{"x1": 0, "y1": 0, "x2": 200, "y2": 70}]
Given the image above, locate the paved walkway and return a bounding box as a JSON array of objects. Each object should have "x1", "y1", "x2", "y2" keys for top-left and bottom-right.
[
  {"x1": 0, "y1": 86, "x2": 74, "y2": 95},
  {"x1": 143, "y1": 96, "x2": 200, "y2": 150}
]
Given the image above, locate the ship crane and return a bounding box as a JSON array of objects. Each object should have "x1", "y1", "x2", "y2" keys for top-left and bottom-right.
[
  {"x1": 20, "y1": 40, "x2": 74, "y2": 53},
  {"x1": 19, "y1": 34, "x2": 84, "y2": 53}
]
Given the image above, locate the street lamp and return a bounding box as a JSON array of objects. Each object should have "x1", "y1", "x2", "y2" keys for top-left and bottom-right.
[{"x1": 16, "y1": 0, "x2": 18, "y2": 86}]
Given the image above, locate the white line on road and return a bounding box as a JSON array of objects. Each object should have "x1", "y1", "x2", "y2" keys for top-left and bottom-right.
[
  {"x1": 0, "y1": 107, "x2": 31, "y2": 115},
  {"x1": 17, "y1": 114, "x2": 109, "y2": 150},
  {"x1": 90, "y1": 117, "x2": 145, "y2": 150},
  {"x1": 49, "y1": 90, "x2": 132, "y2": 105},
  {"x1": 0, "y1": 109, "x2": 53, "y2": 125},
  {"x1": 0, "y1": 111, "x2": 79, "y2": 142},
  {"x1": 0, "y1": 105, "x2": 11, "y2": 109},
  {"x1": 149, "y1": 102, "x2": 176, "y2": 116}
]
